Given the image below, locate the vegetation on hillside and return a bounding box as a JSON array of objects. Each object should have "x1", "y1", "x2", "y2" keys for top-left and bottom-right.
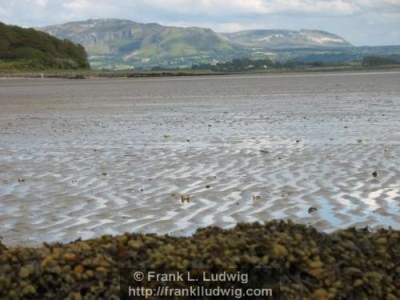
[
  {"x1": 192, "y1": 55, "x2": 400, "y2": 72},
  {"x1": 39, "y1": 19, "x2": 248, "y2": 70},
  {"x1": 0, "y1": 22, "x2": 90, "y2": 70},
  {"x1": 362, "y1": 55, "x2": 400, "y2": 66}
]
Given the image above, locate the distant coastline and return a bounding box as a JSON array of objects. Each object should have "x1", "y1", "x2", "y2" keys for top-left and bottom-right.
[{"x1": 1, "y1": 64, "x2": 400, "y2": 80}]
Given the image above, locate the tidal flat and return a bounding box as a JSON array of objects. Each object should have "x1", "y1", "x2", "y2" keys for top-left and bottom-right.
[{"x1": 0, "y1": 71, "x2": 399, "y2": 246}]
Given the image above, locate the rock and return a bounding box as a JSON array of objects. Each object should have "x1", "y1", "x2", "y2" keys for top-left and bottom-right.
[
  {"x1": 74, "y1": 265, "x2": 84, "y2": 275},
  {"x1": 353, "y1": 279, "x2": 364, "y2": 287},
  {"x1": 1, "y1": 220, "x2": 400, "y2": 299},
  {"x1": 22, "y1": 285, "x2": 36, "y2": 295},
  {"x1": 312, "y1": 289, "x2": 329, "y2": 299},
  {"x1": 63, "y1": 253, "x2": 77, "y2": 261},
  {"x1": 372, "y1": 171, "x2": 378, "y2": 178},
  {"x1": 252, "y1": 193, "x2": 261, "y2": 201},
  {"x1": 362, "y1": 226, "x2": 372, "y2": 233},
  {"x1": 271, "y1": 244, "x2": 288, "y2": 259},
  {"x1": 309, "y1": 261, "x2": 324, "y2": 269},
  {"x1": 181, "y1": 195, "x2": 191, "y2": 203},
  {"x1": 19, "y1": 267, "x2": 30, "y2": 278},
  {"x1": 308, "y1": 207, "x2": 318, "y2": 214}
]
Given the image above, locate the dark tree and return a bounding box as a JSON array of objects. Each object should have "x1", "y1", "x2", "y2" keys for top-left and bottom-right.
[{"x1": 0, "y1": 22, "x2": 90, "y2": 70}]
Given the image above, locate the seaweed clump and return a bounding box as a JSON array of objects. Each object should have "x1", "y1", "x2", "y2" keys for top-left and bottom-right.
[{"x1": 0, "y1": 220, "x2": 399, "y2": 299}]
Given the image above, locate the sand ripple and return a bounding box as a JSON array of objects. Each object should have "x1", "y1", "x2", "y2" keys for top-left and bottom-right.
[{"x1": 0, "y1": 72, "x2": 400, "y2": 245}]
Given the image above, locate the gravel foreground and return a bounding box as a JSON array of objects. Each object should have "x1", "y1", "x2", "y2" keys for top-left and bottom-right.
[{"x1": 0, "y1": 220, "x2": 399, "y2": 299}]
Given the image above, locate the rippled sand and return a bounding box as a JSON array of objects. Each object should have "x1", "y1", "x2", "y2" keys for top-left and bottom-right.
[{"x1": 1, "y1": 71, "x2": 400, "y2": 246}]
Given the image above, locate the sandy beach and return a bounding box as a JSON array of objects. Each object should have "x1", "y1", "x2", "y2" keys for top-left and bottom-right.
[{"x1": 0, "y1": 71, "x2": 399, "y2": 246}]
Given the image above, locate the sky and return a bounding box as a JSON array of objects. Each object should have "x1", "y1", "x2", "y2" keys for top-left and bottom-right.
[{"x1": 0, "y1": 0, "x2": 399, "y2": 46}]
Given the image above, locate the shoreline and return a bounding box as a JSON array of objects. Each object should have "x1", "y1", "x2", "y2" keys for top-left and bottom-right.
[{"x1": 1, "y1": 65, "x2": 400, "y2": 80}]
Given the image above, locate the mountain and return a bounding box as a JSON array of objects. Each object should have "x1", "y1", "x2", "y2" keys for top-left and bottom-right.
[
  {"x1": 0, "y1": 22, "x2": 90, "y2": 70},
  {"x1": 38, "y1": 19, "x2": 353, "y2": 69},
  {"x1": 222, "y1": 29, "x2": 352, "y2": 49},
  {"x1": 39, "y1": 19, "x2": 247, "y2": 69}
]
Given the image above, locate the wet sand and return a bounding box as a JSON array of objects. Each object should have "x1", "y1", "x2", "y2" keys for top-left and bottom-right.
[{"x1": 0, "y1": 71, "x2": 400, "y2": 246}]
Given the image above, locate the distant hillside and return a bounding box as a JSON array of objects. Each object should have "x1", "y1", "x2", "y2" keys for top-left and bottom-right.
[
  {"x1": 38, "y1": 19, "x2": 400, "y2": 70},
  {"x1": 38, "y1": 19, "x2": 354, "y2": 69},
  {"x1": 0, "y1": 22, "x2": 90, "y2": 70},
  {"x1": 39, "y1": 19, "x2": 247, "y2": 69},
  {"x1": 222, "y1": 29, "x2": 352, "y2": 49}
]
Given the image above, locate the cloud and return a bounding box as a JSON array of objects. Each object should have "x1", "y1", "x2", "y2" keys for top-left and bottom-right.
[
  {"x1": 384, "y1": 0, "x2": 400, "y2": 5},
  {"x1": 136, "y1": 0, "x2": 359, "y2": 16},
  {"x1": 63, "y1": 0, "x2": 91, "y2": 10},
  {"x1": 62, "y1": 0, "x2": 117, "y2": 14},
  {"x1": 33, "y1": 0, "x2": 49, "y2": 7},
  {"x1": 0, "y1": 6, "x2": 7, "y2": 21}
]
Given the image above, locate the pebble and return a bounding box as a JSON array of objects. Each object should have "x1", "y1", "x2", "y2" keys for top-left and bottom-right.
[{"x1": 0, "y1": 221, "x2": 399, "y2": 299}]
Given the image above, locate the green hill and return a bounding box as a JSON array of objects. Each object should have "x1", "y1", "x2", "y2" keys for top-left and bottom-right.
[
  {"x1": 0, "y1": 22, "x2": 90, "y2": 70},
  {"x1": 37, "y1": 19, "x2": 399, "y2": 70},
  {"x1": 38, "y1": 19, "x2": 356, "y2": 70},
  {"x1": 38, "y1": 19, "x2": 247, "y2": 69}
]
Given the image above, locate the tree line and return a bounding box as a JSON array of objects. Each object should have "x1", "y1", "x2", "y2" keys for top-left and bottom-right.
[
  {"x1": 192, "y1": 55, "x2": 400, "y2": 72},
  {"x1": 362, "y1": 55, "x2": 400, "y2": 66},
  {"x1": 0, "y1": 22, "x2": 90, "y2": 70}
]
